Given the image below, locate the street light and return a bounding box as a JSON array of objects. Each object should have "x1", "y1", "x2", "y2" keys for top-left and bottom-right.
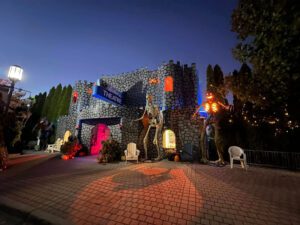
[{"x1": 4, "y1": 65, "x2": 23, "y2": 115}]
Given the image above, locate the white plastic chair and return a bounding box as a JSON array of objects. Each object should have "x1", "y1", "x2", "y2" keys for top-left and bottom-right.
[
  {"x1": 124, "y1": 143, "x2": 140, "y2": 163},
  {"x1": 228, "y1": 146, "x2": 248, "y2": 170},
  {"x1": 46, "y1": 138, "x2": 63, "y2": 153}
]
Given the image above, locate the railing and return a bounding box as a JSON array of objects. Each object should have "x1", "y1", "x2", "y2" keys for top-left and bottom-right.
[{"x1": 244, "y1": 149, "x2": 300, "y2": 170}]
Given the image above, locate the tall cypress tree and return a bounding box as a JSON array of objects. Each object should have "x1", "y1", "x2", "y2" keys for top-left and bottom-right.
[
  {"x1": 206, "y1": 64, "x2": 214, "y2": 93},
  {"x1": 213, "y1": 65, "x2": 224, "y2": 87},
  {"x1": 48, "y1": 84, "x2": 62, "y2": 121},
  {"x1": 42, "y1": 87, "x2": 55, "y2": 119},
  {"x1": 22, "y1": 91, "x2": 47, "y2": 142},
  {"x1": 57, "y1": 86, "x2": 67, "y2": 117},
  {"x1": 213, "y1": 65, "x2": 226, "y2": 101},
  {"x1": 61, "y1": 85, "x2": 73, "y2": 115}
]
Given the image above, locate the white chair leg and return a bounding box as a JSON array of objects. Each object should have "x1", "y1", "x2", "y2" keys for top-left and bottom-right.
[
  {"x1": 244, "y1": 156, "x2": 248, "y2": 171},
  {"x1": 230, "y1": 158, "x2": 233, "y2": 169},
  {"x1": 240, "y1": 160, "x2": 245, "y2": 169}
]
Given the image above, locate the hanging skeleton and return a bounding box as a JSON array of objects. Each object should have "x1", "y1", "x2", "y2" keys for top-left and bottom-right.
[{"x1": 133, "y1": 95, "x2": 163, "y2": 160}]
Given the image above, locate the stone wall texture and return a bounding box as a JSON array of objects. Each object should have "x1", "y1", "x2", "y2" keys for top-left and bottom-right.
[{"x1": 57, "y1": 60, "x2": 202, "y2": 160}]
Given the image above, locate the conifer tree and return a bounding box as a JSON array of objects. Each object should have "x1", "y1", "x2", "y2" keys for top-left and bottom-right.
[
  {"x1": 22, "y1": 91, "x2": 47, "y2": 142},
  {"x1": 206, "y1": 65, "x2": 214, "y2": 93},
  {"x1": 213, "y1": 65, "x2": 226, "y2": 101},
  {"x1": 62, "y1": 85, "x2": 73, "y2": 115},
  {"x1": 48, "y1": 84, "x2": 62, "y2": 121},
  {"x1": 57, "y1": 86, "x2": 67, "y2": 117},
  {"x1": 42, "y1": 86, "x2": 55, "y2": 119}
]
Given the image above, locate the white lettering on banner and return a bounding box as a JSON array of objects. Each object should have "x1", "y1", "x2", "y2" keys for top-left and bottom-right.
[{"x1": 103, "y1": 89, "x2": 122, "y2": 104}]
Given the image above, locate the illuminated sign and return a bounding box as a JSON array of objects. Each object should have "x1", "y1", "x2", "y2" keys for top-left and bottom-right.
[{"x1": 92, "y1": 83, "x2": 124, "y2": 106}]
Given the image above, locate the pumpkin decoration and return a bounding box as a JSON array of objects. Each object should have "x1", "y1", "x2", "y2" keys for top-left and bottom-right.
[{"x1": 174, "y1": 153, "x2": 180, "y2": 162}]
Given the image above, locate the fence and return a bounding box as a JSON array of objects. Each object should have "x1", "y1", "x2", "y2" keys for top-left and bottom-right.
[{"x1": 244, "y1": 149, "x2": 300, "y2": 170}]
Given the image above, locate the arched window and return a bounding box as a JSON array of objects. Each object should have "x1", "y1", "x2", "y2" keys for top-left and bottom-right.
[
  {"x1": 163, "y1": 129, "x2": 176, "y2": 149},
  {"x1": 164, "y1": 76, "x2": 173, "y2": 92}
]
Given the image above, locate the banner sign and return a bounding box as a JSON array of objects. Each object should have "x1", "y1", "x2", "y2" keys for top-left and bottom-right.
[{"x1": 92, "y1": 82, "x2": 124, "y2": 106}]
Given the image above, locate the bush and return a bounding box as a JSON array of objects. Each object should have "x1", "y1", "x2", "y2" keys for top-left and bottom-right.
[
  {"x1": 60, "y1": 136, "x2": 82, "y2": 159},
  {"x1": 100, "y1": 139, "x2": 121, "y2": 162}
]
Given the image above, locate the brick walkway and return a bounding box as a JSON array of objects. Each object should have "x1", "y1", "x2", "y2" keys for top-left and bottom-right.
[{"x1": 0, "y1": 156, "x2": 299, "y2": 225}]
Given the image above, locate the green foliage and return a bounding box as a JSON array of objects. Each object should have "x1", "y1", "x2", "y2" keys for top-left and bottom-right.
[
  {"x1": 22, "y1": 83, "x2": 72, "y2": 144},
  {"x1": 231, "y1": 0, "x2": 300, "y2": 121},
  {"x1": 48, "y1": 84, "x2": 62, "y2": 121},
  {"x1": 42, "y1": 87, "x2": 55, "y2": 118},
  {"x1": 101, "y1": 140, "x2": 121, "y2": 162},
  {"x1": 57, "y1": 86, "x2": 67, "y2": 116},
  {"x1": 60, "y1": 85, "x2": 73, "y2": 116},
  {"x1": 40, "y1": 84, "x2": 73, "y2": 122}
]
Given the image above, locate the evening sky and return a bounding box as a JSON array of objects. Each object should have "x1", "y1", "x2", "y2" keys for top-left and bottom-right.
[{"x1": 0, "y1": 0, "x2": 240, "y2": 99}]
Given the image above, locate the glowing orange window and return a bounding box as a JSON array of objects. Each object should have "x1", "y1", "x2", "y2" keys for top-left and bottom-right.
[{"x1": 164, "y1": 76, "x2": 173, "y2": 92}]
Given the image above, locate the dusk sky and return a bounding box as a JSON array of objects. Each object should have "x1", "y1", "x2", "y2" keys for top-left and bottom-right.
[{"x1": 0, "y1": 0, "x2": 240, "y2": 97}]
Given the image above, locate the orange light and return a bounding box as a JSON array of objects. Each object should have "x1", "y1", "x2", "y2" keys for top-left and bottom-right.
[
  {"x1": 61, "y1": 154, "x2": 69, "y2": 160},
  {"x1": 211, "y1": 102, "x2": 218, "y2": 113},
  {"x1": 149, "y1": 78, "x2": 160, "y2": 85},
  {"x1": 206, "y1": 93, "x2": 214, "y2": 100},
  {"x1": 164, "y1": 76, "x2": 173, "y2": 92},
  {"x1": 204, "y1": 103, "x2": 210, "y2": 112}
]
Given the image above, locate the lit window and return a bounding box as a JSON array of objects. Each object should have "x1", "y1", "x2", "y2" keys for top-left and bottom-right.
[
  {"x1": 164, "y1": 76, "x2": 173, "y2": 92},
  {"x1": 163, "y1": 129, "x2": 176, "y2": 149}
]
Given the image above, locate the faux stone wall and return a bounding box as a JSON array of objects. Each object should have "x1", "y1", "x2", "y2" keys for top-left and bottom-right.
[{"x1": 56, "y1": 60, "x2": 202, "y2": 160}]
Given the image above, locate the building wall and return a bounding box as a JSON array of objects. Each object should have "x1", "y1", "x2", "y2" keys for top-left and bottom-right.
[{"x1": 57, "y1": 60, "x2": 202, "y2": 160}]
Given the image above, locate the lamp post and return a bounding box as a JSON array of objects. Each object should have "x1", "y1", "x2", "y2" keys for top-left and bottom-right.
[{"x1": 4, "y1": 65, "x2": 23, "y2": 115}]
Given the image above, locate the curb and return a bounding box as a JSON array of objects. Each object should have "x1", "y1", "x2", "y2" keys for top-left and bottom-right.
[{"x1": 0, "y1": 196, "x2": 73, "y2": 225}]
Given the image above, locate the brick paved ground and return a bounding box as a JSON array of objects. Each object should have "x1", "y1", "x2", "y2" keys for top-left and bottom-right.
[{"x1": 0, "y1": 155, "x2": 299, "y2": 225}]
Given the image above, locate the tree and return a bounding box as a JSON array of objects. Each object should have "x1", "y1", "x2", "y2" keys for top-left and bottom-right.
[
  {"x1": 22, "y1": 92, "x2": 47, "y2": 143},
  {"x1": 57, "y1": 86, "x2": 67, "y2": 117},
  {"x1": 48, "y1": 84, "x2": 62, "y2": 121},
  {"x1": 61, "y1": 85, "x2": 72, "y2": 116},
  {"x1": 206, "y1": 65, "x2": 214, "y2": 93},
  {"x1": 231, "y1": 0, "x2": 300, "y2": 126},
  {"x1": 42, "y1": 87, "x2": 55, "y2": 119},
  {"x1": 202, "y1": 65, "x2": 232, "y2": 164},
  {"x1": 213, "y1": 65, "x2": 226, "y2": 101}
]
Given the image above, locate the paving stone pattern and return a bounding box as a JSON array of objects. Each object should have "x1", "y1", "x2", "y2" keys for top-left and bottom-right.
[{"x1": 0, "y1": 158, "x2": 299, "y2": 225}]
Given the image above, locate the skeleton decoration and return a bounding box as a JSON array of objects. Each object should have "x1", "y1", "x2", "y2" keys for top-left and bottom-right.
[{"x1": 133, "y1": 95, "x2": 163, "y2": 160}]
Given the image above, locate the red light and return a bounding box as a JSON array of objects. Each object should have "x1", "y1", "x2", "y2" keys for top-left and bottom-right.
[{"x1": 73, "y1": 91, "x2": 78, "y2": 103}]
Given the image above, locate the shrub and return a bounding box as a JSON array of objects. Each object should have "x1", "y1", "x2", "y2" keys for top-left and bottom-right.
[{"x1": 100, "y1": 139, "x2": 121, "y2": 162}]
